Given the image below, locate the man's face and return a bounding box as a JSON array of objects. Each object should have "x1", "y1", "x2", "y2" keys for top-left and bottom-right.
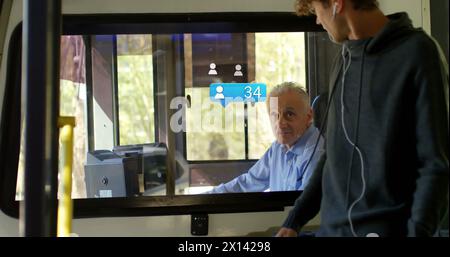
[
  {"x1": 269, "y1": 91, "x2": 312, "y2": 147},
  {"x1": 312, "y1": 1, "x2": 346, "y2": 43}
]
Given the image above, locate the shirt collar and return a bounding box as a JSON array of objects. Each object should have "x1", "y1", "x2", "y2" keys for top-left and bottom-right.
[{"x1": 281, "y1": 125, "x2": 316, "y2": 156}]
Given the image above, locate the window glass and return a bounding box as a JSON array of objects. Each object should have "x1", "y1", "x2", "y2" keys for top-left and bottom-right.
[
  {"x1": 59, "y1": 36, "x2": 88, "y2": 199},
  {"x1": 185, "y1": 87, "x2": 245, "y2": 161},
  {"x1": 248, "y1": 32, "x2": 306, "y2": 159},
  {"x1": 59, "y1": 79, "x2": 87, "y2": 199},
  {"x1": 184, "y1": 32, "x2": 306, "y2": 162},
  {"x1": 117, "y1": 35, "x2": 155, "y2": 145},
  {"x1": 16, "y1": 36, "x2": 88, "y2": 200},
  {"x1": 16, "y1": 32, "x2": 307, "y2": 199},
  {"x1": 185, "y1": 33, "x2": 248, "y2": 161},
  {"x1": 182, "y1": 32, "x2": 306, "y2": 193}
]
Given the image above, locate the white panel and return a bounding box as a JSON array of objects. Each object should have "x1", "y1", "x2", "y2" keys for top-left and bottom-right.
[
  {"x1": 0, "y1": 211, "x2": 19, "y2": 234},
  {"x1": 71, "y1": 208, "x2": 320, "y2": 236},
  {"x1": 0, "y1": 211, "x2": 19, "y2": 236},
  {"x1": 93, "y1": 99, "x2": 114, "y2": 150},
  {"x1": 62, "y1": 0, "x2": 297, "y2": 14},
  {"x1": 420, "y1": 0, "x2": 431, "y2": 35},
  {"x1": 379, "y1": 0, "x2": 430, "y2": 34}
]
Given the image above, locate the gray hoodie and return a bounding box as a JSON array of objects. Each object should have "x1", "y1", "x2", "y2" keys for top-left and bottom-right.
[{"x1": 283, "y1": 12, "x2": 449, "y2": 237}]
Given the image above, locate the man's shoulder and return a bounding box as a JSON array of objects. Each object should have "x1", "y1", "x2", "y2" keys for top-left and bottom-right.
[
  {"x1": 309, "y1": 125, "x2": 323, "y2": 140},
  {"x1": 380, "y1": 29, "x2": 442, "y2": 71},
  {"x1": 397, "y1": 29, "x2": 439, "y2": 57},
  {"x1": 304, "y1": 125, "x2": 324, "y2": 151},
  {"x1": 409, "y1": 29, "x2": 437, "y2": 46}
]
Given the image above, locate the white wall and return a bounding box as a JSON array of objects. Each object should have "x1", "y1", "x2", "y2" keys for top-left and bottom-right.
[
  {"x1": 0, "y1": 211, "x2": 19, "y2": 236},
  {"x1": 93, "y1": 100, "x2": 114, "y2": 150},
  {"x1": 379, "y1": 0, "x2": 430, "y2": 33},
  {"x1": 62, "y1": 0, "x2": 430, "y2": 34},
  {"x1": 71, "y1": 210, "x2": 293, "y2": 237},
  {"x1": 62, "y1": 0, "x2": 298, "y2": 14}
]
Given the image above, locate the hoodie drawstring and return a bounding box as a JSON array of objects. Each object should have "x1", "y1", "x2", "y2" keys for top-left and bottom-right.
[{"x1": 341, "y1": 41, "x2": 369, "y2": 237}]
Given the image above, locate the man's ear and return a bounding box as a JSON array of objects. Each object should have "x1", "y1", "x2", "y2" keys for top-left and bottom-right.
[{"x1": 306, "y1": 107, "x2": 313, "y2": 125}]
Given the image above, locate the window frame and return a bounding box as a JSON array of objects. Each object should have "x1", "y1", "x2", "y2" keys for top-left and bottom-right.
[{"x1": 0, "y1": 13, "x2": 329, "y2": 219}]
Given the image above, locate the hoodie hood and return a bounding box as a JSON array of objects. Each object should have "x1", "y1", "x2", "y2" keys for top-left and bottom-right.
[{"x1": 366, "y1": 12, "x2": 416, "y2": 54}]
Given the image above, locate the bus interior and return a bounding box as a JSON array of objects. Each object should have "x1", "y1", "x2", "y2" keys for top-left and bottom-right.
[{"x1": 0, "y1": 0, "x2": 448, "y2": 237}]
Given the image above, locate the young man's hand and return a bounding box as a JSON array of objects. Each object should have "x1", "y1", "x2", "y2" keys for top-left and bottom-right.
[{"x1": 275, "y1": 227, "x2": 298, "y2": 237}]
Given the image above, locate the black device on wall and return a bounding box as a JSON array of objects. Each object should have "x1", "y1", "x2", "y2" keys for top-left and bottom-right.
[
  {"x1": 113, "y1": 143, "x2": 169, "y2": 191},
  {"x1": 191, "y1": 213, "x2": 209, "y2": 236}
]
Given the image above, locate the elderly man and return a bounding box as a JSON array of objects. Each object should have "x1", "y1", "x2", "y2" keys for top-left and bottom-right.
[
  {"x1": 209, "y1": 82, "x2": 325, "y2": 193},
  {"x1": 277, "y1": 0, "x2": 448, "y2": 237}
]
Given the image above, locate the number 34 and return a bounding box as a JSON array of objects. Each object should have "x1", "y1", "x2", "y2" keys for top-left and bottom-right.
[{"x1": 244, "y1": 86, "x2": 261, "y2": 99}]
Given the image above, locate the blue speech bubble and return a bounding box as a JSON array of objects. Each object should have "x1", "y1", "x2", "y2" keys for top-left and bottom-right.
[{"x1": 210, "y1": 83, "x2": 267, "y2": 107}]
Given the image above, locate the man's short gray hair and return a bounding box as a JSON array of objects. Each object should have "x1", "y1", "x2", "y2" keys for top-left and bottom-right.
[{"x1": 267, "y1": 82, "x2": 310, "y2": 110}]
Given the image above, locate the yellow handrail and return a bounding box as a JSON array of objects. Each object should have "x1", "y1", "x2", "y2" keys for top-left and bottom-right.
[{"x1": 57, "y1": 116, "x2": 76, "y2": 237}]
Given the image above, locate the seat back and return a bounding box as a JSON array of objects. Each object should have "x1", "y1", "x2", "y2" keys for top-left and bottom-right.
[{"x1": 311, "y1": 92, "x2": 329, "y2": 135}]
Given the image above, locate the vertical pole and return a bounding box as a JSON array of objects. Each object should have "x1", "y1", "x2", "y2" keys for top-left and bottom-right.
[
  {"x1": 21, "y1": 0, "x2": 61, "y2": 236},
  {"x1": 57, "y1": 117, "x2": 76, "y2": 237}
]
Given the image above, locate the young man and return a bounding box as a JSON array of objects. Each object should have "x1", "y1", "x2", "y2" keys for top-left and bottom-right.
[
  {"x1": 209, "y1": 82, "x2": 325, "y2": 193},
  {"x1": 277, "y1": 0, "x2": 449, "y2": 237}
]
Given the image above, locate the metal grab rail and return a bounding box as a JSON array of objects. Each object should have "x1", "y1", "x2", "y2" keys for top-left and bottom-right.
[{"x1": 57, "y1": 116, "x2": 76, "y2": 237}]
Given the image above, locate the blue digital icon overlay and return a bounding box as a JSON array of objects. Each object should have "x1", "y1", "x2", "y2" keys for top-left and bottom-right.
[{"x1": 210, "y1": 83, "x2": 267, "y2": 107}]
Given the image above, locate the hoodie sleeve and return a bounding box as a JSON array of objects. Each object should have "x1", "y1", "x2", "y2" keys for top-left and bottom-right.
[
  {"x1": 282, "y1": 153, "x2": 325, "y2": 231},
  {"x1": 408, "y1": 36, "x2": 449, "y2": 236},
  {"x1": 281, "y1": 51, "x2": 341, "y2": 231}
]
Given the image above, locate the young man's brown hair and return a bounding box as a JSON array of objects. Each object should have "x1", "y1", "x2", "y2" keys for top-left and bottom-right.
[{"x1": 295, "y1": 0, "x2": 379, "y2": 16}]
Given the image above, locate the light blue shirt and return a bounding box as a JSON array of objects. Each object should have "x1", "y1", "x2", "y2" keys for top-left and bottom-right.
[{"x1": 209, "y1": 125, "x2": 325, "y2": 193}]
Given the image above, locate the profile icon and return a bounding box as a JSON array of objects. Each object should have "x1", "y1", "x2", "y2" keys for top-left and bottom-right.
[
  {"x1": 214, "y1": 85, "x2": 225, "y2": 99},
  {"x1": 208, "y1": 63, "x2": 218, "y2": 75},
  {"x1": 234, "y1": 64, "x2": 243, "y2": 77}
]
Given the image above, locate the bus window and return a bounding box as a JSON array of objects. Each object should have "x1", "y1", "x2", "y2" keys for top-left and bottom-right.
[
  {"x1": 10, "y1": 13, "x2": 326, "y2": 216},
  {"x1": 117, "y1": 35, "x2": 155, "y2": 145},
  {"x1": 17, "y1": 35, "x2": 88, "y2": 200},
  {"x1": 183, "y1": 32, "x2": 306, "y2": 194},
  {"x1": 185, "y1": 33, "x2": 247, "y2": 161},
  {"x1": 16, "y1": 32, "x2": 308, "y2": 199},
  {"x1": 249, "y1": 32, "x2": 306, "y2": 159}
]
